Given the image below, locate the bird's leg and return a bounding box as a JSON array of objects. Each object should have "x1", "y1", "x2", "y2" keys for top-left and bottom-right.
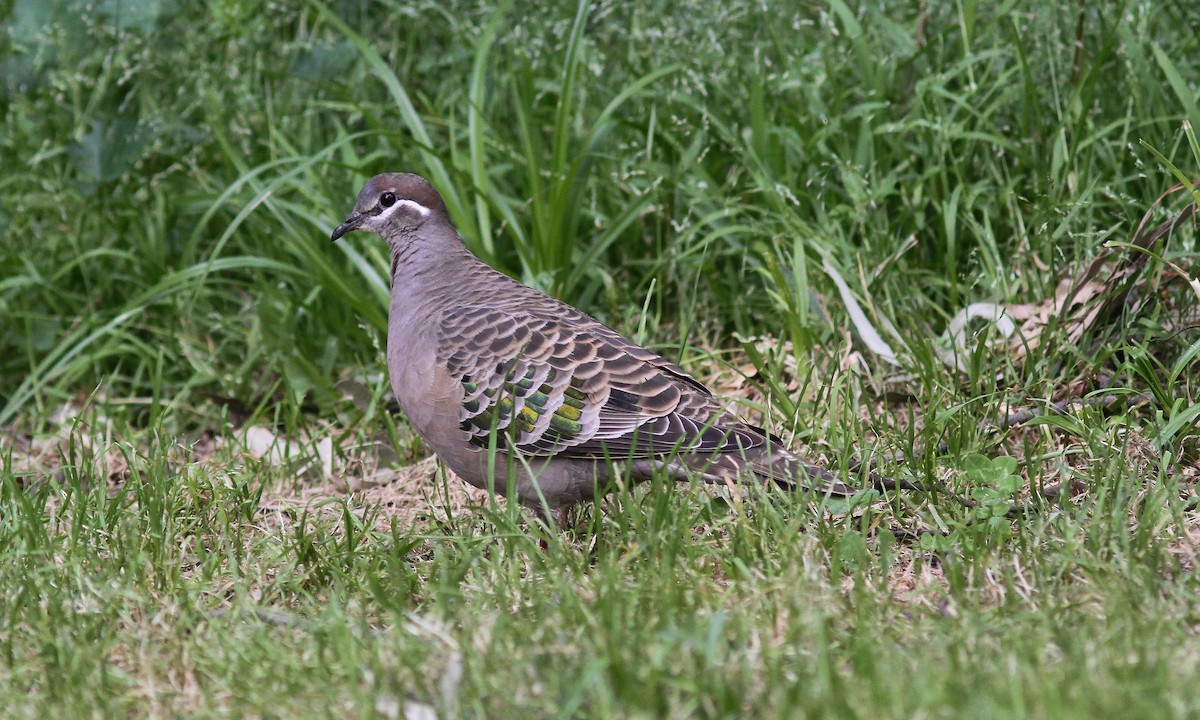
[{"x1": 530, "y1": 504, "x2": 573, "y2": 549}]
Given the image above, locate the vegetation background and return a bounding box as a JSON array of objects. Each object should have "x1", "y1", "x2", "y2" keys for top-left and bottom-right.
[{"x1": 1, "y1": 0, "x2": 1198, "y2": 717}]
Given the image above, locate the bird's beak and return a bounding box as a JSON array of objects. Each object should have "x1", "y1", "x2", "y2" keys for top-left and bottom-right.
[{"x1": 331, "y1": 211, "x2": 365, "y2": 242}]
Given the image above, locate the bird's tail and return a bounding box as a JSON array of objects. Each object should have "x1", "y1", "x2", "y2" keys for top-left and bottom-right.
[
  {"x1": 747, "y1": 446, "x2": 857, "y2": 497},
  {"x1": 669, "y1": 441, "x2": 858, "y2": 497}
]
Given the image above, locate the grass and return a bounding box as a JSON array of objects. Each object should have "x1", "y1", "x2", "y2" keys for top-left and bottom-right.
[{"x1": 2, "y1": 0, "x2": 1199, "y2": 717}]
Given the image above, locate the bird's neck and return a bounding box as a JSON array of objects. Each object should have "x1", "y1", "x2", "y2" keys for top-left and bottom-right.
[{"x1": 387, "y1": 225, "x2": 488, "y2": 316}]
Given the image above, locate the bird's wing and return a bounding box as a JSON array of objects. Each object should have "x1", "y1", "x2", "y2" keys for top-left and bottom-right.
[{"x1": 436, "y1": 303, "x2": 768, "y2": 460}]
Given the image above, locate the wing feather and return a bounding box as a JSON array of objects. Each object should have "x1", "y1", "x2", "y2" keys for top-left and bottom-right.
[{"x1": 437, "y1": 302, "x2": 766, "y2": 462}]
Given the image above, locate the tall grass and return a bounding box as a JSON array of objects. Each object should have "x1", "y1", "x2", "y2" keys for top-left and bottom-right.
[{"x1": 3, "y1": 1, "x2": 1194, "y2": 423}]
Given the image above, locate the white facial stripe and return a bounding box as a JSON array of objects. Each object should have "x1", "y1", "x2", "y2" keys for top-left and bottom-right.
[{"x1": 378, "y1": 198, "x2": 432, "y2": 221}]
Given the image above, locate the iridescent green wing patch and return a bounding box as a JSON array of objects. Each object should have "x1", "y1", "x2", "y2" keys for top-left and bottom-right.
[{"x1": 458, "y1": 365, "x2": 590, "y2": 451}]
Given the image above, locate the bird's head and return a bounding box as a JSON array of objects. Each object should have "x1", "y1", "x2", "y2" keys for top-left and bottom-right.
[{"x1": 330, "y1": 172, "x2": 450, "y2": 242}]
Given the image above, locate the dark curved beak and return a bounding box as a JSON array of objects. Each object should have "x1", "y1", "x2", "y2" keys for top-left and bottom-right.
[{"x1": 330, "y1": 211, "x2": 365, "y2": 242}]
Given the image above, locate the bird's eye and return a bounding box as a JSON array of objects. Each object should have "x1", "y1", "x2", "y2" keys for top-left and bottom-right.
[{"x1": 380, "y1": 192, "x2": 397, "y2": 208}]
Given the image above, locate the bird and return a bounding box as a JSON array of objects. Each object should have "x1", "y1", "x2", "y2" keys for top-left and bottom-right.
[{"x1": 331, "y1": 172, "x2": 860, "y2": 519}]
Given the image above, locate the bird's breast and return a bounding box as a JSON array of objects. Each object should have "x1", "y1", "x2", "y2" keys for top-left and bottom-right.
[{"x1": 386, "y1": 308, "x2": 469, "y2": 449}]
